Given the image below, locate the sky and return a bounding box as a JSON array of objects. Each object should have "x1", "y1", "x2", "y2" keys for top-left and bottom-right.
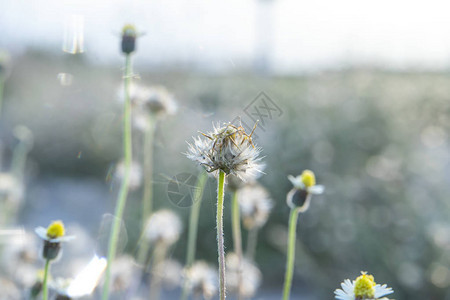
[{"x1": 2, "y1": 0, "x2": 450, "y2": 73}]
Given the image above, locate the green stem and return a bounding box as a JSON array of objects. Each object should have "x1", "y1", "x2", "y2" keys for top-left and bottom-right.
[
  {"x1": 245, "y1": 227, "x2": 259, "y2": 262},
  {"x1": 142, "y1": 114, "x2": 156, "y2": 222},
  {"x1": 149, "y1": 242, "x2": 168, "y2": 300},
  {"x1": 0, "y1": 78, "x2": 5, "y2": 117},
  {"x1": 102, "y1": 54, "x2": 133, "y2": 300},
  {"x1": 217, "y1": 171, "x2": 226, "y2": 300},
  {"x1": 282, "y1": 208, "x2": 300, "y2": 300},
  {"x1": 42, "y1": 259, "x2": 50, "y2": 300},
  {"x1": 180, "y1": 171, "x2": 208, "y2": 300},
  {"x1": 231, "y1": 190, "x2": 243, "y2": 300},
  {"x1": 137, "y1": 115, "x2": 156, "y2": 265}
]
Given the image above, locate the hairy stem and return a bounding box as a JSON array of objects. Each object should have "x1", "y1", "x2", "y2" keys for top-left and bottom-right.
[
  {"x1": 102, "y1": 54, "x2": 133, "y2": 300},
  {"x1": 180, "y1": 171, "x2": 208, "y2": 300},
  {"x1": 217, "y1": 170, "x2": 226, "y2": 300},
  {"x1": 282, "y1": 208, "x2": 300, "y2": 300},
  {"x1": 231, "y1": 189, "x2": 243, "y2": 300},
  {"x1": 42, "y1": 259, "x2": 50, "y2": 300}
]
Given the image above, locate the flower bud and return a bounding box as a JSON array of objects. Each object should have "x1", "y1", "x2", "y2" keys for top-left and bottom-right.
[{"x1": 121, "y1": 24, "x2": 137, "y2": 54}]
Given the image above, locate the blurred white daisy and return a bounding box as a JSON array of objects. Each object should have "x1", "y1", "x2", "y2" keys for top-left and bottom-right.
[
  {"x1": 287, "y1": 169, "x2": 324, "y2": 212},
  {"x1": 186, "y1": 122, "x2": 264, "y2": 182},
  {"x1": 334, "y1": 272, "x2": 394, "y2": 300}
]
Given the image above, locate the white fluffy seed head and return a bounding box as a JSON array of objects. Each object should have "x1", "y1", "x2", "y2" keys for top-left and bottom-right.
[
  {"x1": 186, "y1": 122, "x2": 264, "y2": 182},
  {"x1": 144, "y1": 210, "x2": 182, "y2": 246},
  {"x1": 238, "y1": 182, "x2": 273, "y2": 230},
  {"x1": 186, "y1": 261, "x2": 218, "y2": 300},
  {"x1": 226, "y1": 252, "x2": 262, "y2": 298}
]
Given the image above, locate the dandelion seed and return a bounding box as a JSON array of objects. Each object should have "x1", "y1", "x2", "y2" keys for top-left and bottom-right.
[{"x1": 334, "y1": 271, "x2": 394, "y2": 300}]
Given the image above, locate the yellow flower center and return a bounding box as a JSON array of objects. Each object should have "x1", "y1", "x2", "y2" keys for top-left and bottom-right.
[
  {"x1": 122, "y1": 24, "x2": 137, "y2": 37},
  {"x1": 46, "y1": 221, "x2": 65, "y2": 239},
  {"x1": 354, "y1": 272, "x2": 376, "y2": 298},
  {"x1": 301, "y1": 170, "x2": 316, "y2": 188}
]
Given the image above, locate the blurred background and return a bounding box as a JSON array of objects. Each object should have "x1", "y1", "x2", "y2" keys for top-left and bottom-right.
[{"x1": 1, "y1": 0, "x2": 450, "y2": 299}]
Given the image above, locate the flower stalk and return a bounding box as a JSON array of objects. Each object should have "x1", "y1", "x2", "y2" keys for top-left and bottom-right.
[
  {"x1": 180, "y1": 171, "x2": 208, "y2": 300},
  {"x1": 282, "y1": 207, "x2": 300, "y2": 300},
  {"x1": 217, "y1": 170, "x2": 226, "y2": 300},
  {"x1": 231, "y1": 189, "x2": 243, "y2": 300},
  {"x1": 102, "y1": 52, "x2": 133, "y2": 300},
  {"x1": 42, "y1": 259, "x2": 50, "y2": 300}
]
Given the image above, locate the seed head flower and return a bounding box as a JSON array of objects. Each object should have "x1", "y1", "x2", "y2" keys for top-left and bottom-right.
[
  {"x1": 115, "y1": 160, "x2": 142, "y2": 190},
  {"x1": 238, "y1": 182, "x2": 273, "y2": 230},
  {"x1": 186, "y1": 122, "x2": 264, "y2": 182},
  {"x1": 226, "y1": 252, "x2": 262, "y2": 298},
  {"x1": 35, "y1": 221, "x2": 75, "y2": 261},
  {"x1": 144, "y1": 210, "x2": 182, "y2": 246},
  {"x1": 287, "y1": 169, "x2": 324, "y2": 212},
  {"x1": 334, "y1": 271, "x2": 394, "y2": 300},
  {"x1": 185, "y1": 261, "x2": 218, "y2": 300}
]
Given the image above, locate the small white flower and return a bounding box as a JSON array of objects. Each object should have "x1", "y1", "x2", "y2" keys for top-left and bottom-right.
[
  {"x1": 144, "y1": 210, "x2": 182, "y2": 246},
  {"x1": 286, "y1": 170, "x2": 324, "y2": 211},
  {"x1": 334, "y1": 272, "x2": 394, "y2": 300},
  {"x1": 186, "y1": 122, "x2": 264, "y2": 182}
]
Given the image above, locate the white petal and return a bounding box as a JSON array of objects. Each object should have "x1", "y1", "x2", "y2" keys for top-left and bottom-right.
[
  {"x1": 287, "y1": 175, "x2": 305, "y2": 189},
  {"x1": 374, "y1": 284, "x2": 394, "y2": 298},
  {"x1": 309, "y1": 185, "x2": 325, "y2": 194},
  {"x1": 35, "y1": 227, "x2": 48, "y2": 240}
]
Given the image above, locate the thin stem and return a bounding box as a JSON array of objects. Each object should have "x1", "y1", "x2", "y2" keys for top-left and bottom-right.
[
  {"x1": 149, "y1": 242, "x2": 168, "y2": 300},
  {"x1": 0, "y1": 78, "x2": 4, "y2": 117},
  {"x1": 217, "y1": 170, "x2": 226, "y2": 300},
  {"x1": 137, "y1": 115, "x2": 156, "y2": 265},
  {"x1": 180, "y1": 171, "x2": 208, "y2": 300},
  {"x1": 42, "y1": 259, "x2": 50, "y2": 300},
  {"x1": 245, "y1": 227, "x2": 259, "y2": 261},
  {"x1": 231, "y1": 189, "x2": 243, "y2": 300},
  {"x1": 102, "y1": 54, "x2": 133, "y2": 300},
  {"x1": 282, "y1": 208, "x2": 300, "y2": 300},
  {"x1": 142, "y1": 114, "x2": 156, "y2": 222}
]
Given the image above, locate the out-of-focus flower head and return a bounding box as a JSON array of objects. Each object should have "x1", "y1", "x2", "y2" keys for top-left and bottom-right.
[
  {"x1": 226, "y1": 252, "x2": 262, "y2": 298},
  {"x1": 144, "y1": 210, "x2": 182, "y2": 246},
  {"x1": 114, "y1": 160, "x2": 142, "y2": 190},
  {"x1": 287, "y1": 169, "x2": 324, "y2": 212},
  {"x1": 0, "y1": 172, "x2": 24, "y2": 208},
  {"x1": 186, "y1": 261, "x2": 218, "y2": 300},
  {"x1": 334, "y1": 271, "x2": 394, "y2": 300},
  {"x1": 110, "y1": 255, "x2": 138, "y2": 292},
  {"x1": 35, "y1": 221, "x2": 75, "y2": 261},
  {"x1": 186, "y1": 122, "x2": 264, "y2": 182},
  {"x1": 121, "y1": 24, "x2": 137, "y2": 54},
  {"x1": 1, "y1": 232, "x2": 39, "y2": 288},
  {"x1": 153, "y1": 259, "x2": 183, "y2": 289},
  {"x1": 238, "y1": 182, "x2": 273, "y2": 230}
]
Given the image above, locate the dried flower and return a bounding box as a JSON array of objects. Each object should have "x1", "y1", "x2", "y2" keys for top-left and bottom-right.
[
  {"x1": 115, "y1": 160, "x2": 142, "y2": 190},
  {"x1": 186, "y1": 122, "x2": 264, "y2": 182},
  {"x1": 238, "y1": 182, "x2": 273, "y2": 230},
  {"x1": 286, "y1": 169, "x2": 324, "y2": 212},
  {"x1": 153, "y1": 259, "x2": 183, "y2": 289},
  {"x1": 335, "y1": 271, "x2": 394, "y2": 300},
  {"x1": 144, "y1": 210, "x2": 182, "y2": 246},
  {"x1": 186, "y1": 261, "x2": 218, "y2": 300},
  {"x1": 226, "y1": 252, "x2": 262, "y2": 298}
]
